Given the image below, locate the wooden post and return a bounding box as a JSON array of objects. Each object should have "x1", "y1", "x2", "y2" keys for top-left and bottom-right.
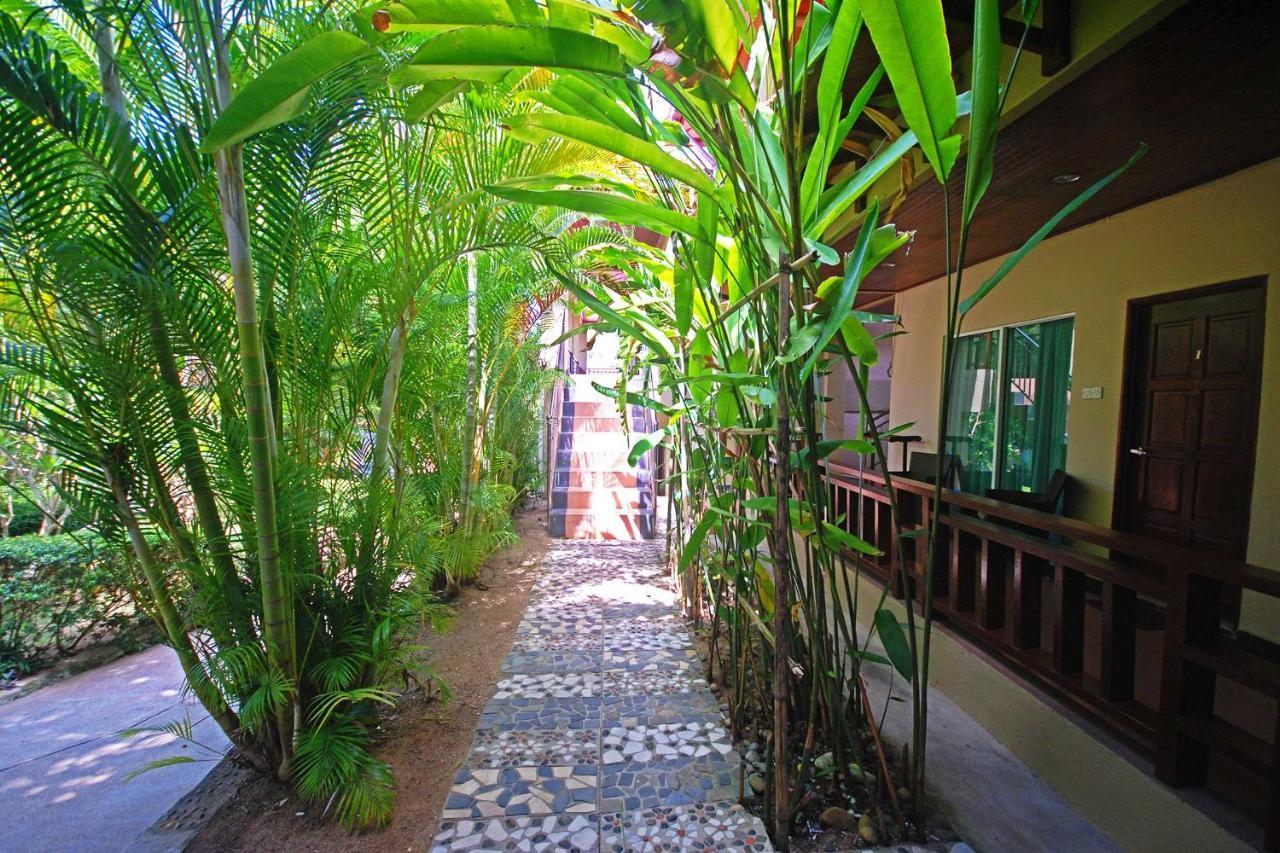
[{"x1": 772, "y1": 254, "x2": 792, "y2": 849}]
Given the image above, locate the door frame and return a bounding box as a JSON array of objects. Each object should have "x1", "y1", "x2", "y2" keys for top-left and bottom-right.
[{"x1": 1110, "y1": 275, "x2": 1268, "y2": 542}]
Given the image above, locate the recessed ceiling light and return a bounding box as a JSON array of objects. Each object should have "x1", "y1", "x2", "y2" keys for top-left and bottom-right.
[{"x1": 1052, "y1": 173, "x2": 1081, "y2": 184}]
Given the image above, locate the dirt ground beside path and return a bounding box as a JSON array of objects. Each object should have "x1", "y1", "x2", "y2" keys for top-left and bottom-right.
[{"x1": 189, "y1": 503, "x2": 549, "y2": 853}]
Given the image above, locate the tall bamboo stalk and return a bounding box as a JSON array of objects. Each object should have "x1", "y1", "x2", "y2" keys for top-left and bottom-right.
[{"x1": 772, "y1": 252, "x2": 793, "y2": 849}]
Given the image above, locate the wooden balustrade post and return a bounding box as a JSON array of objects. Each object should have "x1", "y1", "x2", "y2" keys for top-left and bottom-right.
[
  {"x1": 978, "y1": 540, "x2": 1009, "y2": 630},
  {"x1": 1156, "y1": 564, "x2": 1214, "y2": 786},
  {"x1": 1052, "y1": 566, "x2": 1085, "y2": 674},
  {"x1": 1012, "y1": 552, "x2": 1046, "y2": 650},
  {"x1": 950, "y1": 529, "x2": 976, "y2": 613},
  {"x1": 1100, "y1": 583, "x2": 1137, "y2": 702}
]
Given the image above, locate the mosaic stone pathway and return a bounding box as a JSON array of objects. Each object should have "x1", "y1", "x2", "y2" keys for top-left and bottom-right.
[{"x1": 431, "y1": 537, "x2": 773, "y2": 852}]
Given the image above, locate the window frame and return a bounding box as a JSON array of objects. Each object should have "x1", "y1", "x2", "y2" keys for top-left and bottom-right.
[{"x1": 952, "y1": 312, "x2": 1076, "y2": 492}]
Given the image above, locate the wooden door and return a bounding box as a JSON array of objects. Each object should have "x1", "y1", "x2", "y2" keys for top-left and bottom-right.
[{"x1": 1117, "y1": 280, "x2": 1266, "y2": 581}]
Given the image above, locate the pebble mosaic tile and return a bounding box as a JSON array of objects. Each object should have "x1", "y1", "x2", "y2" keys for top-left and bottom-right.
[
  {"x1": 501, "y1": 650, "x2": 601, "y2": 674},
  {"x1": 599, "y1": 802, "x2": 771, "y2": 851},
  {"x1": 466, "y1": 729, "x2": 600, "y2": 769},
  {"x1": 431, "y1": 814, "x2": 600, "y2": 852},
  {"x1": 492, "y1": 672, "x2": 600, "y2": 699},
  {"x1": 443, "y1": 766, "x2": 598, "y2": 820},
  {"x1": 429, "y1": 531, "x2": 773, "y2": 851}
]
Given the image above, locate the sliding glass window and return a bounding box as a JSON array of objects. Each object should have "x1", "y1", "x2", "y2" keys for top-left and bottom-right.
[{"x1": 945, "y1": 317, "x2": 1074, "y2": 494}]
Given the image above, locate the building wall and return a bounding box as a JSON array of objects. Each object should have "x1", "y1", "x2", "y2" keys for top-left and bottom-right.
[{"x1": 887, "y1": 157, "x2": 1280, "y2": 640}]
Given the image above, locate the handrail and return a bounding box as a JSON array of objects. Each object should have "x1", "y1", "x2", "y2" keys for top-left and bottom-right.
[
  {"x1": 821, "y1": 461, "x2": 1280, "y2": 846},
  {"x1": 824, "y1": 461, "x2": 1280, "y2": 596}
]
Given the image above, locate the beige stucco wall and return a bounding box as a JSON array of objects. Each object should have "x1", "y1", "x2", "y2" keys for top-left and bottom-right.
[{"x1": 887, "y1": 157, "x2": 1280, "y2": 639}]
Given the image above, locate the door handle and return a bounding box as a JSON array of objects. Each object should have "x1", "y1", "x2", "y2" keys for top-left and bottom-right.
[{"x1": 1129, "y1": 447, "x2": 1148, "y2": 456}]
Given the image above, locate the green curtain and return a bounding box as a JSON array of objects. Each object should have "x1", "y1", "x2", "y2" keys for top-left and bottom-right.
[
  {"x1": 999, "y1": 318, "x2": 1073, "y2": 492},
  {"x1": 945, "y1": 331, "x2": 998, "y2": 493}
]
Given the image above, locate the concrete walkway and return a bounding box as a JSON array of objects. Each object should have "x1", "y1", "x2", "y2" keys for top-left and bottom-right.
[
  {"x1": 0, "y1": 644, "x2": 228, "y2": 852},
  {"x1": 430, "y1": 536, "x2": 771, "y2": 851}
]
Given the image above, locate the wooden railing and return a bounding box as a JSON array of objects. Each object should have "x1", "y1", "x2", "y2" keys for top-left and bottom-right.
[{"x1": 823, "y1": 461, "x2": 1280, "y2": 849}]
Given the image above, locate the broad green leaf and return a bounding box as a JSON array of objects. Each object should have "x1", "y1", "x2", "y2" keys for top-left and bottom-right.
[
  {"x1": 742, "y1": 496, "x2": 776, "y2": 512},
  {"x1": 590, "y1": 382, "x2": 680, "y2": 416},
  {"x1": 678, "y1": 494, "x2": 732, "y2": 573},
  {"x1": 674, "y1": 268, "x2": 694, "y2": 336},
  {"x1": 389, "y1": 65, "x2": 509, "y2": 86},
  {"x1": 792, "y1": 438, "x2": 876, "y2": 468},
  {"x1": 510, "y1": 113, "x2": 718, "y2": 196},
  {"x1": 402, "y1": 25, "x2": 628, "y2": 77},
  {"x1": 715, "y1": 387, "x2": 739, "y2": 427},
  {"x1": 857, "y1": 0, "x2": 960, "y2": 180},
  {"x1": 550, "y1": 271, "x2": 674, "y2": 357},
  {"x1": 809, "y1": 90, "x2": 972, "y2": 240},
  {"x1": 801, "y1": 198, "x2": 880, "y2": 382},
  {"x1": 553, "y1": 75, "x2": 643, "y2": 137},
  {"x1": 958, "y1": 144, "x2": 1148, "y2": 315},
  {"x1": 821, "y1": 520, "x2": 881, "y2": 556},
  {"x1": 678, "y1": 372, "x2": 768, "y2": 385},
  {"x1": 873, "y1": 607, "x2": 915, "y2": 680},
  {"x1": 688, "y1": 0, "x2": 742, "y2": 74},
  {"x1": 840, "y1": 315, "x2": 878, "y2": 363},
  {"x1": 963, "y1": 0, "x2": 1002, "y2": 223},
  {"x1": 403, "y1": 80, "x2": 468, "y2": 123},
  {"x1": 487, "y1": 184, "x2": 701, "y2": 236},
  {"x1": 778, "y1": 321, "x2": 823, "y2": 364},
  {"x1": 800, "y1": 0, "x2": 864, "y2": 218},
  {"x1": 203, "y1": 32, "x2": 371, "y2": 151},
  {"x1": 629, "y1": 426, "x2": 672, "y2": 466},
  {"x1": 815, "y1": 225, "x2": 911, "y2": 303},
  {"x1": 377, "y1": 0, "x2": 517, "y2": 30}
]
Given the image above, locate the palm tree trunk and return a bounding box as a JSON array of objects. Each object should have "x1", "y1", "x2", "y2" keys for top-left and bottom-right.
[
  {"x1": 94, "y1": 3, "x2": 243, "y2": 614},
  {"x1": 460, "y1": 254, "x2": 480, "y2": 532},
  {"x1": 104, "y1": 460, "x2": 246, "y2": 750},
  {"x1": 208, "y1": 16, "x2": 294, "y2": 778},
  {"x1": 357, "y1": 301, "x2": 415, "y2": 571}
]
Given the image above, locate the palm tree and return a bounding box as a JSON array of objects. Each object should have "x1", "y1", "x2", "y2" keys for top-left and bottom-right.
[{"x1": 0, "y1": 0, "x2": 637, "y2": 825}]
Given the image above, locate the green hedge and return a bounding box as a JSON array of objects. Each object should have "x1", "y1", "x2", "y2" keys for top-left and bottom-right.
[{"x1": 0, "y1": 532, "x2": 153, "y2": 675}]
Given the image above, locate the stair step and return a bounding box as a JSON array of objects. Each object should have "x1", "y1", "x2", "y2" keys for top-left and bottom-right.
[
  {"x1": 549, "y1": 508, "x2": 655, "y2": 540},
  {"x1": 554, "y1": 432, "x2": 633, "y2": 452},
  {"x1": 561, "y1": 401, "x2": 650, "y2": 418},
  {"x1": 551, "y1": 486, "x2": 653, "y2": 511},
  {"x1": 556, "y1": 416, "x2": 647, "y2": 433},
  {"x1": 554, "y1": 448, "x2": 642, "y2": 468},
  {"x1": 552, "y1": 469, "x2": 648, "y2": 489}
]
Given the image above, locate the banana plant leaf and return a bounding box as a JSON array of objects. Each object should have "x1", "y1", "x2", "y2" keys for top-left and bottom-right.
[{"x1": 203, "y1": 32, "x2": 371, "y2": 150}]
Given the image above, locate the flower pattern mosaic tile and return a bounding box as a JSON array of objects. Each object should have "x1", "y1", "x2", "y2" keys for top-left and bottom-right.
[{"x1": 429, "y1": 535, "x2": 771, "y2": 851}]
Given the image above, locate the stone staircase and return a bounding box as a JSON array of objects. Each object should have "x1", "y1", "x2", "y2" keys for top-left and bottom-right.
[{"x1": 548, "y1": 375, "x2": 656, "y2": 540}]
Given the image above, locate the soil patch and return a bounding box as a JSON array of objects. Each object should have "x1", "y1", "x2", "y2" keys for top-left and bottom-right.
[{"x1": 189, "y1": 503, "x2": 549, "y2": 852}]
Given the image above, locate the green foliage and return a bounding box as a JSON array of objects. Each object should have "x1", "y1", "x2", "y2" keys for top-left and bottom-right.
[
  {"x1": 0, "y1": 533, "x2": 156, "y2": 674},
  {"x1": 0, "y1": 1, "x2": 629, "y2": 829}
]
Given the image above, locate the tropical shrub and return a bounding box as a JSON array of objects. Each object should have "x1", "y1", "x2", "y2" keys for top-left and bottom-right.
[{"x1": 0, "y1": 532, "x2": 156, "y2": 674}]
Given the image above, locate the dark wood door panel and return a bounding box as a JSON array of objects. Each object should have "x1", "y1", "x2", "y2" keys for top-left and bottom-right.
[
  {"x1": 1116, "y1": 280, "x2": 1265, "y2": 628},
  {"x1": 1152, "y1": 320, "x2": 1196, "y2": 379}
]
